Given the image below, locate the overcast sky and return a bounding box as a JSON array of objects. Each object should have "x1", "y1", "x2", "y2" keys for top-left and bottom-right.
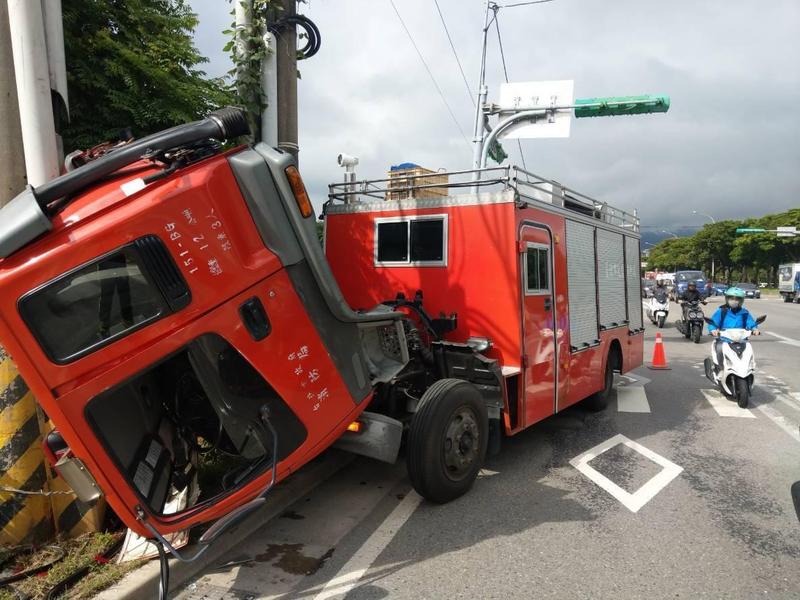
[{"x1": 189, "y1": 0, "x2": 799, "y2": 230}]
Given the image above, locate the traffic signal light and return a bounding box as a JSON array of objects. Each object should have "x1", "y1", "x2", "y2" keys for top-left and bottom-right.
[{"x1": 574, "y1": 95, "x2": 670, "y2": 118}]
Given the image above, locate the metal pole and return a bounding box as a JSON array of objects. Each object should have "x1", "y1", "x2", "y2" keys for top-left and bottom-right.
[
  {"x1": 6, "y1": 0, "x2": 59, "y2": 186},
  {"x1": 261, "y1": 30, "x2": 278, "y2": 147},
  {"x1": 471, "y1": 1, "x2": 492, "y2": 173},
  {"x1": 276, "y1": 0, "x2": 298, "y2": 157},
  {"x1": 0, "y1": 1, "x2": 25, "y2": 202},
  {"x1": 480, "y1": 109, "x2": 545, "y2": 168}
]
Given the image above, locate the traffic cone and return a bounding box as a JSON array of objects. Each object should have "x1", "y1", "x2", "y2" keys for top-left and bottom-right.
[{"x1": 647, "y1": 332, "x2": 671, "y2": 370}]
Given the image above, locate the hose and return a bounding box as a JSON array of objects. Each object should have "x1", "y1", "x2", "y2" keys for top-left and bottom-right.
[{"x1": 268, "y1": 14, "x2": 321, "y2": 60}]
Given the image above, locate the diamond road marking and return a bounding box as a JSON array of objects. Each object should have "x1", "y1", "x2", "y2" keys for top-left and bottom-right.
[
  {"x1": 701, "y1": 389, "x2": 756, "y2": 418},
  {"x1": 569, "y1": 434, "x2": 683, "y2": 513},
  {"x1": 617, "y1": 386, "x2": 651, "y2": 413}
]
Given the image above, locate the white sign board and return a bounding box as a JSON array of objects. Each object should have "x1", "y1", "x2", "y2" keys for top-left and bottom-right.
[
  {"x1": 777, "y1": 226, "x2": 798, "y2": 238},
  {"x1": 498, "y1": 80, "x2": 574, "y2": 139}
]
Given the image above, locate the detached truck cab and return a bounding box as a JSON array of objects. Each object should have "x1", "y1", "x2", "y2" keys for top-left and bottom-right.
[{"x1": 0, "y1": 108, "x2": 643, "y2": 558}]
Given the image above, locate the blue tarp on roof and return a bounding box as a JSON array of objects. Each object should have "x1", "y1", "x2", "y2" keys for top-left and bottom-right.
[{"x1": 390, "y1": 162, "x2": 420, "y2": 171}]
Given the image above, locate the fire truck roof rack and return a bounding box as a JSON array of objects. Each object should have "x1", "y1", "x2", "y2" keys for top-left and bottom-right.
[{"x1": 326, "y1": 165, "x2": 639, "y2": 233}]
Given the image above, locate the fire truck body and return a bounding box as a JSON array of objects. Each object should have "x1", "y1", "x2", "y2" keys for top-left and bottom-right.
[
  {"x1": 325, "y1": 168, "x2": 643, "y2": 440},
  {"x1": 0, "y1": 109, "x2": 643, "y2": 543}
]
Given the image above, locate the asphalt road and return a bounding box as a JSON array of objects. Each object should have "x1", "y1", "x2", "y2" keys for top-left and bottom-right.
[{"x1": 176, "y1": 295, "x2": 800, "y2": 600}]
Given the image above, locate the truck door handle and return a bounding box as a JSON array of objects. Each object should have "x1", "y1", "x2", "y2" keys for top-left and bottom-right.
[
  {"x1": 239, "y1": 297, "x2": 271, "y2": 341},
  {"x1": 544, "y1": 297, "x2": 552, "y2": 311}
]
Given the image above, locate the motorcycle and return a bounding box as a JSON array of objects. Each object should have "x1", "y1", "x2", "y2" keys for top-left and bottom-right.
[
  {"x1": 677, "y1": 300, "x2": 706, "y2": 343},
  {"x1": 703, "y1": 315, "x2": 766, "y2": 408},
  {"x1": 646, "y1": 290, "x2": 669, "y2": 328}
]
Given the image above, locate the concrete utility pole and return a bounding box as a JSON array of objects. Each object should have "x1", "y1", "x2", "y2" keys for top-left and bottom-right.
[
  {"x1": 0, "y1": 1, "x2": 26, "y2": 203},
  {"x1": 276, "y1": 0, "x2": 298, "y2": 157}
]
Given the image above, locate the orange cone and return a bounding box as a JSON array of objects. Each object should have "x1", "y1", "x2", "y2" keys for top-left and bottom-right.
[{"x1": 647, "y1": 332, "x2": 671, "y2": 370}]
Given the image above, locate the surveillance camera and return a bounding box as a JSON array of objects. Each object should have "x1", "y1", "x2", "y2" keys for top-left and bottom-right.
[{"x1": 337, "y1": 153, "x2": 359, "y2": 167}]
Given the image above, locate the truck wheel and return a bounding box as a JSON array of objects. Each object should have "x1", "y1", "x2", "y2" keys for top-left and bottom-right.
[
  {"x1": 783, "y1": 294, "x2": 792, "y2": 303},
  {"x1": 584, "y1": 352, "x2": 616, "y2": 411},
  {"x1": 407, "y1": 379, "x2": 488, "y2": 504}
]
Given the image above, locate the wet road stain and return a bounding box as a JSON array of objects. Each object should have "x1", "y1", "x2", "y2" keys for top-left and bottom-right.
[
  {"x1": 280, "y1": 509, "x2": 306, "y2": 520},
  {"x1": 255, "y1": 543, "x2": 335, "y2": 575}
]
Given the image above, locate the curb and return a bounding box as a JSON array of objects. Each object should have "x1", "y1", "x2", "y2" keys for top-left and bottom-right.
[{"x1": 96, "y1": 449, "x2": 355, "y2": 600}]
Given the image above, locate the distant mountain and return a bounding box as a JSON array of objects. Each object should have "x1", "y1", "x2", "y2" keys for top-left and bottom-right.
[{"x1": 640, "y1": 226, "x2": 701, "y2": 245}]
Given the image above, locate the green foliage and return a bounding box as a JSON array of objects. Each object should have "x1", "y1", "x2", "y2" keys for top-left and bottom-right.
[
  {"x1": 226, "y1": 0, "x2": 281, "y2": 140},
  {"x1": 646, "y1": 209, "x2": 800, "y2": 282},
  {"x1": 61, "y1": 0, "x2": 235, "y2": 152}
]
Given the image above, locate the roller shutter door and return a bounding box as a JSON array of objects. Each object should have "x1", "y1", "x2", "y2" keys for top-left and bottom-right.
[
  {"x1": 596, "y1": 229, "x2": 627, "y2": 328},
  {"x1": 625, "y1": 235, "x2": 643, "y2": 330},
  {"x1": 565, "y1": 220, "x2": 599, "y2": 349}
]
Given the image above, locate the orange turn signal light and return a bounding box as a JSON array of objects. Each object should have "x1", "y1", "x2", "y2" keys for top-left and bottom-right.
[
  {"x1": 285, "y1": 165, "x2": 313, "y2": 218},
  {"x1": 346, "y1": 421, "x2": 363, "y2": 433}
]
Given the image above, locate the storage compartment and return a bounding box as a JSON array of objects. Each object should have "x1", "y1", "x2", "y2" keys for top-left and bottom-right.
[{"x1": 85, "y1": 333, "x2": 307, "y2": 515}]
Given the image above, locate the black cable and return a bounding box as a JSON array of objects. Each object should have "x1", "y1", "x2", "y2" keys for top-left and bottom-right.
[
  {"x1": 268, "y1": 14, "x2": 321, "y2": 60},
  {"x1": 432, "y1": 0, "x2": 474, "y2": 106},
  {"x1": 494, "y1": 13, "x2": 529, "y2": 174},
  {"x1": 157, "y1": 541, "x2": 170, "y2": 600}
]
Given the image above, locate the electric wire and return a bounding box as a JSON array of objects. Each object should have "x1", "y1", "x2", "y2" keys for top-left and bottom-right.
[
  {"x1": 388, "y1": 0, "x2": 471, "y2": 149},
  {"x1": 494, "y1": 12, "x2": 529, "y2": 173},
  {"x1": 432, "y1": 0, "x2": 474, "y2": 106},
  {"x1": 503, "y1": 0, "x2": 556, "y2": 7}
]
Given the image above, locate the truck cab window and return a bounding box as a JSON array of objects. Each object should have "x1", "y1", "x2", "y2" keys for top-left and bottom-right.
[
  {"x1": 375, "y1": 216, "x2": 447, "y2": 266},
  {"x1": 525, "y1": 245, "x2": 550, "y2": 294}
]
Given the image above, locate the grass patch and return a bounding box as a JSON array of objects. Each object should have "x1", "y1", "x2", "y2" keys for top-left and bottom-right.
[{"x1": 1, "y1": 532, "x2": 144, "y2": 599}]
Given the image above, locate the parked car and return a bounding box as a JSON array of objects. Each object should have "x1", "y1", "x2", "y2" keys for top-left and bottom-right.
[
  {"x1": 642, "y1": 278, "x2": 655, "y2": 298},
  {"x1": 713, "y1": 282, "x2": 728, "y2": 296},
  {"x1": 734, "y1": 282, "x2": 761, "y2": 299}
]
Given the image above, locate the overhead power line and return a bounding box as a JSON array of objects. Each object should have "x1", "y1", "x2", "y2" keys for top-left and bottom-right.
[
  {"x1": 432, "y1": 0, "x2": 474, "y2": 106},
  {"x1": 389, "y1": 0, "x2": 471, "y2": 149},
  {"x1": 503, "y1": 0, "x2": 556, "y2": 8}
]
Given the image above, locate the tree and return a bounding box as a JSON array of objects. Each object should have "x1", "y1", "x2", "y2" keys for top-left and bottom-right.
[{"x1": 61, "y1": 0, "x2": 234, "y2": 152}]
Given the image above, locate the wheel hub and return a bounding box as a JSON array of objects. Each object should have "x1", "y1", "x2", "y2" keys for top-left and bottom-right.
[{"x1": 443, "y1": 407, "x2": 480, "y2": 481}]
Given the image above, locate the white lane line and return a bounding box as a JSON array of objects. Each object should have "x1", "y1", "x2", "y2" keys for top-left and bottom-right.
[
  {"x1": 752, "y1": 401, "x2": 800, "y2": 444},
  {"x1": 570, "y1": 434, "x2": 683, "y2": 513},
  {"x1": 766, "y1": 331, "x2": 800, "y2": 347},
  {"x1": 313, "y1": 491, "x2": 422, "y2": 600},
  {"x1": 701, "y1": 389, "x2": 756, "y2": 418},
  {"x1": 617, "y1": 386, "x2": 651, "y2": 413}
]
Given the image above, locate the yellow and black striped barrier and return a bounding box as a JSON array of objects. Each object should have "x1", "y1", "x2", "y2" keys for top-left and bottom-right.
[
  {"x1": 0, "y1": 346, "x2": 54, "y2": 545},
  {"x1": 1, "y1": 347, "x2": 106, "y2": 544}
]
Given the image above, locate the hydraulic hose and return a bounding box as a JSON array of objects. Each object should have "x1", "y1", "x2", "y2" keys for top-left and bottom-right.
[{"x1": 33, "y1": 107, "x2": 250, "y2": 211}]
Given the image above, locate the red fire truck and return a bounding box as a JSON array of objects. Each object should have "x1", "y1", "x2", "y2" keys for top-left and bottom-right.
[{"x1": 0, "y1": 108, "x2": 642, "y2": 558}]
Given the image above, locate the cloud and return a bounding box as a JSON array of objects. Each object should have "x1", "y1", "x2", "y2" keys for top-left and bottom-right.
[{"x1": 188, "y1": 0, "x2": 799, "y2": 228}]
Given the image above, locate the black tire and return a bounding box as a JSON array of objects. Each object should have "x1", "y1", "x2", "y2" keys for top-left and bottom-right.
[
  {"x1": 735, "y1": 376, "x2": 750, "y2": 408},
  {"x1": 407, "y1": 379, "x2": 488, "y2": 504},
  {"x1": 691, "y1": 323, "x2": 702, "y2": 343},
  {"x1": 585, "y1": 352, "x2": 616, "y2": 411},
  {"x1": 657, "y1": 314, "x2": 666, "y2": 328},
  {"x1": 784, "y1": 294, "x2": 793, "y2": 303}
]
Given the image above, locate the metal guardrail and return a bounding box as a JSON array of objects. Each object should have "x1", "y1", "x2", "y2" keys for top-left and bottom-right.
[{"x1": 327, "y1": 165, "x2": 639, "y2": 233}]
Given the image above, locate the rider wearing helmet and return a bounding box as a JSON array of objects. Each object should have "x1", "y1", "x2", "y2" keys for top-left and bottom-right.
[
  {"x1": 653, "y1": 277, "x2": 669, "y2": 302},
  {"x1": 679, "y1": 281, "x2": 704, "y2": 303},
  {"x1": 707, "y1": 287, "x2": 760, "y2": 369}
]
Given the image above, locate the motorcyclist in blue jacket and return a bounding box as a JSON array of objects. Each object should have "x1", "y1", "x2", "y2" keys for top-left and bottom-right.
[{"x1": 707, "y1": 287, "x2": 760, "y2": 369}]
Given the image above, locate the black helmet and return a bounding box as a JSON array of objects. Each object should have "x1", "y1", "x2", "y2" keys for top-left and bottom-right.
[{"x1": 687, "y1": 281, "x2": 696, "y2": 289}]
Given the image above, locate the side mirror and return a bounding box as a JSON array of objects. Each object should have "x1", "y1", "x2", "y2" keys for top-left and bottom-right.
[
  {"x1": 792, "y1": 481, "x2": 800, "y2": 522},
  {"x1": 756, "y1": 315, "x2": 767, "y2": 324}
]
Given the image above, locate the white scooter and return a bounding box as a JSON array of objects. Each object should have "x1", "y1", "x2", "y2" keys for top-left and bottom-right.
[
  {"x1": 646, "y1": 293, "x2": 670, "y2": 328},
  {"x1": 703, "y1": 315, "x2": 766, "y2": 408}
]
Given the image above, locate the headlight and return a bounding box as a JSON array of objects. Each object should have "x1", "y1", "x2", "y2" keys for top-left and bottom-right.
[{"x1": 689, "y1": 310, "x2": 703, "y2": 319}]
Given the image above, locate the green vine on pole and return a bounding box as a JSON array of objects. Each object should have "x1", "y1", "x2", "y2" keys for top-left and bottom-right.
[{"x1": 223, "y1": 0, "x2": 282, "y2": 141}]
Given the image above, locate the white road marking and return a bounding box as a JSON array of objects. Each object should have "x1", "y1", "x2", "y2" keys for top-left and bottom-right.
[
  {"x1": 752, "y1": 401, "x2": 800, "y2": 444},
  {"x1": 617, "y1": 386, "x2": 651, "y2": 413},
  {"x1": 701, "y1": 389, "x2": 756, "y2": 418},
  {"x1": 569, "y1": 434, "x2": 683, "y2": 513},
  {"x1": 313, "y1": 491, "x2": 422, "y2": 600},
  {"x1": 766, "y1": 331, "x2": 800, "y2": 347}
]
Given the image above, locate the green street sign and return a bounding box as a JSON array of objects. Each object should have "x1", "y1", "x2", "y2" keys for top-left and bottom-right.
[
  {"x1": 574, "y1": 95, "x2": 670, "y2": 118},
  {"x1": 736, "y1": 228, "x2": 766, "y2": 233}
]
